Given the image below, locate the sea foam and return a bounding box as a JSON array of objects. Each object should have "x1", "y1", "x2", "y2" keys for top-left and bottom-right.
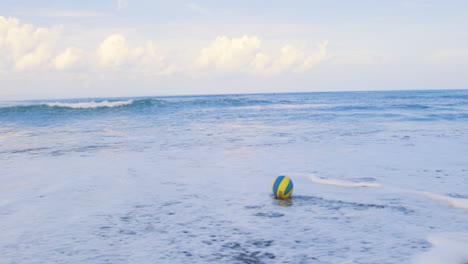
[
  {"x1": 306, "y1": 174, "x2": 381, "y2": 188},
  {"x1": 2, "y1": 90, "x2": 468, "y2": 264},
  {"x1": 405, "y1": 190, "x2": 468, "y2": 210},
  {"x1": 412, "y1": 233, "x2": 468, "y2": 264},
  {"x1": 44, "y1": 100, "x2": 133, "y2": 109},
  {"x1": 300, "y1": 173, "x2": 468, "y2": 210},
  {"x1": 307, "y1": 176, "x2": 468, "y2": 210}
]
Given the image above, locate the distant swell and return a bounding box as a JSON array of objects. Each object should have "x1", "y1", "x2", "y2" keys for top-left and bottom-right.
[
  {"x1": 1, "y1": 93, "x2": 468, "y2": 121},
  {"x1": 44, "y1": 100, "x2": 133, "y2": 109}
]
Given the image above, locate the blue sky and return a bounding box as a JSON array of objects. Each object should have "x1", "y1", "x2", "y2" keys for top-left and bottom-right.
[{"x1": 0, "y1": 0, "x2": 467, "y2": 99}]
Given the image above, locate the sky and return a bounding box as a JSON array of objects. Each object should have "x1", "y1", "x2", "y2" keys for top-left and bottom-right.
[{"x1": 0, "y1": 0, "x2": 467, "y2": 100}]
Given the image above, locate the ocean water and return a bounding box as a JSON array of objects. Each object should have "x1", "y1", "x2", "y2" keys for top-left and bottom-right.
[{"x1": 1, "y1": 90, "x2": 468, "y2": 264}]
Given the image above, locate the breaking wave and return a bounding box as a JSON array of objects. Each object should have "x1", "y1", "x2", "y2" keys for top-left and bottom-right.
[
  {"x1": 1, "y1": 92, "x2": 467, "y2": 123},
  {"x1": 44, "y1": 100, "x2": 134, "y2": 109},
  {"x1": 0, "y1": 97, "x2": 272, "y2": 114}
]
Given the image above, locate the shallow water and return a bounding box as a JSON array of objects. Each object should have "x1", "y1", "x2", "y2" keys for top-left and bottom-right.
[{"x1": 1, "y1": 90, "x2": 468, "y2": 263}]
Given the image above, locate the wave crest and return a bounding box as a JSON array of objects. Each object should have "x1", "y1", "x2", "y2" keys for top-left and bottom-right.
[{"x1": 44, "y1": 100, "x2": 133, "y2": 109}]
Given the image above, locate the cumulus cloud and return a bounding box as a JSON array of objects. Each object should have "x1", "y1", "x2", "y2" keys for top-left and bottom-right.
[
  {"x1": 53, "y1": 47, "x2": 85, "y2": 70},
  {"x1": 96, "y1": 33, "x2": 144, "y2": 69},
  {"x1": 195, "y1": 35, "x2": 328, "y2": 75},
  {"x1": 257, "y1": 45, "x2": 305, "y2": 75},
  {"x1": 0, "y1": 16, "x2": 62, "y2": 71},
  {"x1": 135, "y1": 41, "x2": 179, "y2": 75},
  {"x1": 96, "y1": 34, "x2": 177, "y2": 75},
  {"x1": 0, "y1": 16, "x2": 327, "y2": 77},
  {"x1": 196, "y1": 35, "x2": 261, "y2": 71},
  {"x1": 252, "y1": 41, "x2": 329, "y2": 75},
  {"x1": 301, "y1": 41, "x2": 329, "y2": 70}
]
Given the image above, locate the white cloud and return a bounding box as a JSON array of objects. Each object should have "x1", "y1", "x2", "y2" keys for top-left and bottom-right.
[
  {"x1": 263, "y1": 45, "x2": 307, "y2": 75},
  {"x1": 135, "y1": 41, "x2": 179, "y2": 75},
  {"x1": 196, "y1": 35, "x2": 328, "y2": 75},
  {"x1": 96, "y1": 33, "x2": 144, "y2": 69},
  {"x1": 96, "y1": 34, "x2": 178, "y2": 75},
  {"x1": 301, "y1": 41, "x2": 328, "y2": 70},
  {"x1": 263, "y1": 41, "x2": 328, "y2": 75},
  {"x1": 0, "y1": 16, "x2": 327, "y2": 77},
  {"x1": 196, "y1": 35, "x2": 261, "y2": 71},
  {"x1": 14, "y1": 44, "x2": 53, "y2": 71},
  {"x1": 53, "y1": 47, "x2": 85, "y2": 70},
  {"x1": 250, "y1": 52, "x2": 272, "y2": 73},
  {"x1": 0, "y1": 16, "x2": 62, "y2": 71}
]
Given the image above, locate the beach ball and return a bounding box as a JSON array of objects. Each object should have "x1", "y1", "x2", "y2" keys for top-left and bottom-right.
[{"x1": 272, "y1": 176, "x2": 294, "y2": 199}]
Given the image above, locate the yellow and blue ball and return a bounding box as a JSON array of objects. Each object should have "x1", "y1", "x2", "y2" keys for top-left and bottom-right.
[{"x1": 271, "y1": 176, "x2": 294, "y2": 199}]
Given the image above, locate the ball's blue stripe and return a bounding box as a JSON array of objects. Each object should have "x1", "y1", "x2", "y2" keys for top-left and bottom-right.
[
  {"x1": 284, "y1": 180, "x2": 293, "y2": 196},
  {"x1": 273, "y1": 176, "x2": 285, "y2": 195}
]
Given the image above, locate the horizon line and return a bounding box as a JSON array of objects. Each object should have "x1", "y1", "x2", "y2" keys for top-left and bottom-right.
[{"x1": 4, "y1": 87, "x2": 468, "y2": 102}]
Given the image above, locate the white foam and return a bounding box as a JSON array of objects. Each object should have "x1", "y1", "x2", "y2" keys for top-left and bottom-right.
[
  {"x1": 44, "y1": 100, "x2": 133, "y2": 109},
  {"x1": 296, "y1": 173, "x2": 467, "y2": 210},
  {"x1": 304, "y1": 173, "x2": 381, "y2": 188},
  {"x1": 403, "y1": 190, "x2": 468, "y2": 210},
  {"x1": 412, "y1": 233, "x2": 468, "y2": 264}
]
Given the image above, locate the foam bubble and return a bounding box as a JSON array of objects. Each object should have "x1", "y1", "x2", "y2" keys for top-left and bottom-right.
[
  {"x1": 44, "y1": 100, "x2": 133, "y2": 109},
  {"x1": 412, "y1": 233, "x2": 468, "y2": 264},
  {"x1": 404, "y1": 190, "x2": 468, "y2": 210}
]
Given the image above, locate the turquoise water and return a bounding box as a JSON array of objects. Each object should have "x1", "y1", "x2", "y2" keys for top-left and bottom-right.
[{"x1": 1, "y1": 90, "x2": 468, "y2": 263}]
